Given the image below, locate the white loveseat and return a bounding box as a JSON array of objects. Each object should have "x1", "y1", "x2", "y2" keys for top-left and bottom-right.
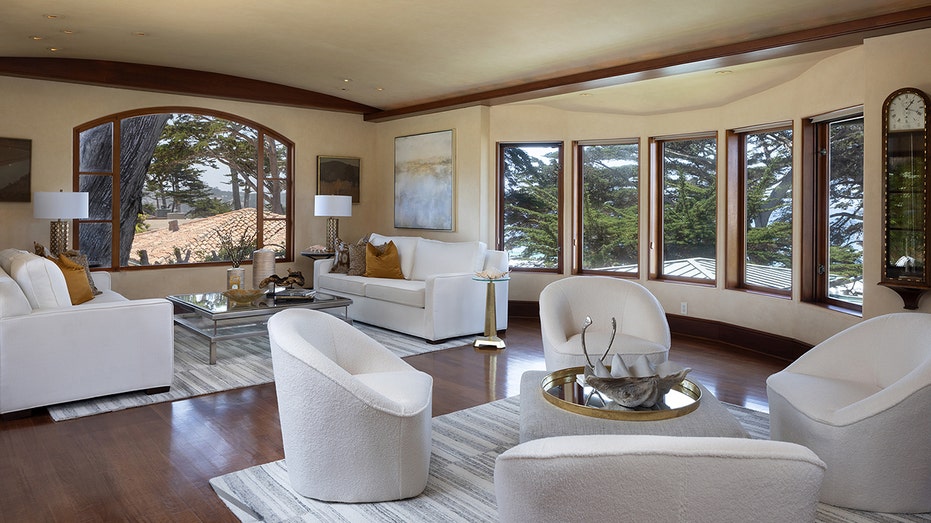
[
  {"x1": 313, "y1": 234, "x2": 508, "y2": 341},
  {"x1": 0, "y1": 248, "x2": 174, "y2": 416}
]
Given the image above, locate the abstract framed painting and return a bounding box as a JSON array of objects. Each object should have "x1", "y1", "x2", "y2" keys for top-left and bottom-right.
[
  {"x1": 0, "y1": 137, "x2": 31, "y2": 202},
  {"x1": 317, "y1": 155, "x2": 361, "y2": 204},
  {"x1": 394, "y1": 129, "x2": 454, "y2": 230}
]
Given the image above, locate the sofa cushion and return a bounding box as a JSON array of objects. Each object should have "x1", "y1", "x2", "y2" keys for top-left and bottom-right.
[
  {"x1": 364, "y1": 278, "x2": 426, "y2": 308},
  {"x1": 364, "y1": 241, "x2": 404, "y2": 279},
  {"x1": 347, "y1": 241, "x2": 368, "y2": 276},
  {"x1": 317, "y1": 273, "x2": 367, "y2": 297},
  {"x1": 0, "y1": 266, "x2": 31, "y2": 318},
  {"x1": 369, "y1": 234, "x2": 418, "y2": 279},
  {"x1": 50, "y1": 254, "x2": 95, "y2": 305},
  {"x1": 410, "y1": 238, "x2": 487, "y2": 281},
  {"x1": 0, "y1": 248, "x2": 27, "y2": 274},
  {"x1": 9, "y1": 251, "x2": 72, "y2": 309},
  {"x1": 330, "y1": 238, "x2": 350, "y2": 273}
]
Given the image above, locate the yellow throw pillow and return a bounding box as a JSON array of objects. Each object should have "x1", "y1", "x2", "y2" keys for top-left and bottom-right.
[
  {"x1": 364, "y1": 241, "x2": 404, "y2": 279},
  {"x1": 49, "y1": 254, "x2": 95, "y2": 305}
]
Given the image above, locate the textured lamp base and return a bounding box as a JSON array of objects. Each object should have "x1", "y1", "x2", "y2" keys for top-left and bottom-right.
[
  {"x1": 325, "y1": 217, "x2": 339, "y2": 252},
  {"x1": 49, "y1": 220, "x2": 69, "y2": 256}
]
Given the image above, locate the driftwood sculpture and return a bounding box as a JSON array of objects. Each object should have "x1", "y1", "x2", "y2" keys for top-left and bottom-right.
[
  {"x1": 580, "y1": 315, "x2": 690, "y2": 408},
  {"x1": 260, "y1": 268, "x2": 305, "y2": 289}
]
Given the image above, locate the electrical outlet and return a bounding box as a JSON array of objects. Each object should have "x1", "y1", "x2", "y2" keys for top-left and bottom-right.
[{"x1": 680, "y1": 302, "x2": 688, "y2": 315}]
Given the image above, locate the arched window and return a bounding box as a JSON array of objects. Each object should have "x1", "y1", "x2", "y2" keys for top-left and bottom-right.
[{"x1": 73, "y1": 108, "x2": 293, "y2": 269}]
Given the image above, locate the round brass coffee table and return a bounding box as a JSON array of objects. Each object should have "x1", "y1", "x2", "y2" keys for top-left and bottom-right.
[{"x1": 541, "y1": 366, "x2": 701, "y2": 421}]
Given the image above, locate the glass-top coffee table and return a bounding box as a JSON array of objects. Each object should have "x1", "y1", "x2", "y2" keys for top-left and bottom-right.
[{"x1": 167, "y1": 291, "x2": 352, "y2": 364}]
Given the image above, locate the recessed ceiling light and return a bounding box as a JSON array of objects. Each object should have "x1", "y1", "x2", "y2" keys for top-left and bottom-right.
[
  {"x1": 375, "y1": 87, "x2": 384, "y2": 91},
  {"x1": 44, "y1": 14, "x2": 61, "y2": 19},
  {"x1": 132, "y1": 31, "x2": 147, "y2": 37},
  {"x1": 61, "y1": 29, "x2": 74, "y2": 35},
  {"x1": 29, "y1": 35, "x2": 44, "y2": 40},
  {"x1": 47, "y1": 47, "x2": 62, "y2": 52}
]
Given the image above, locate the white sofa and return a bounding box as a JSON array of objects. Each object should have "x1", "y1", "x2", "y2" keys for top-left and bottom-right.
[
  {"x1": 313, "y1": 234, "x2": 508, "y2": 341},
  {"x1": 0, "y1": 248, "x2": 174, "y2": 416}
]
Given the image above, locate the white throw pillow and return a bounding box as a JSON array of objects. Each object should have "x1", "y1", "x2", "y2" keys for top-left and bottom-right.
[
  {"x1": 9, "y1": 251, "x2": 72, "y2": 309},
  {"x1": 409, "y1": 238, "x2": 487, "y2": 281}
]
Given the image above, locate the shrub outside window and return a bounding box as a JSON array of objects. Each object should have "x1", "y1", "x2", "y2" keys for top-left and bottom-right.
[
  {"x1": 498, "y1": 142, "x2": 563, "y2": 272},
  {"x1": 577, "y1": 141, "x2": 639, "y2": 275}
]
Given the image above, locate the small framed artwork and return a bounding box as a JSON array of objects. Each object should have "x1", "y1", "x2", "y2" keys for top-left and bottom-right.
[
  {"x1": 317, "y1": 156, "x2": 361, "y2": 204},
  {"x1": 394, "y1": 129, "x2": 454, "y2": 230},
  {"x1": 0, "y1": 137, "x2": 31, "y2": 202}
]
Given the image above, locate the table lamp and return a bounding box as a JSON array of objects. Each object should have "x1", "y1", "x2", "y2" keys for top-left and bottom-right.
[
  {"x1": 33, "y1": 190, "x2": 90, "y2": 256},
  {"x1": 314, "y1": 195, "x2": 352, "y2": 252}
]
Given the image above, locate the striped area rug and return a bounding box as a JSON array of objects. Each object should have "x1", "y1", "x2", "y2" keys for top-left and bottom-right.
[
  {"x1": 46, "y1": 322, "x2": 473, "y2": 421},
  {"x1": 209, "y1": 398, "x2": 931, "y2": 523}
]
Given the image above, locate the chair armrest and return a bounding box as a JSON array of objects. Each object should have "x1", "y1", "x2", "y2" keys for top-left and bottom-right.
[{"x1": 425, "y1": 273, "x2": 489, "y2": 336}]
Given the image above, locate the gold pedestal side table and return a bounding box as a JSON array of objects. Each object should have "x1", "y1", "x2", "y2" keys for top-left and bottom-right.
[{"x1": 473, "y1": 276, "x2": 509, "y2": 350}]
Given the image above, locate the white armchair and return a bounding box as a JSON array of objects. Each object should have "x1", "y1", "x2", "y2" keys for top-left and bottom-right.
[
  {"x1": 494, "y1": 434, "x2": 825, "y2": 523},
  {"x1": 267, "y1": 308, "x2": 433, "y2": 502},
  {"x1": 766, "y1": 312, "x2": 931, "y2": 513},
  {"x1": 539, "y1": 276, "x2": 670, "y2": 371}
]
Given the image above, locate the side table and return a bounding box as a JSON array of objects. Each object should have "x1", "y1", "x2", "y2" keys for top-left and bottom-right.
[{"x1": 473, "y1": 276, "x2": 509, "y2": 350}]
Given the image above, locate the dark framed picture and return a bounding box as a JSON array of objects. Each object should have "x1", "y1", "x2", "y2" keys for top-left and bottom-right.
[
  {"x1": 0, "y1": 137, "x2": 31, "y2": 202},
  {"x1": 394, "y1": 129, "x2": 454, "y2": 230},
  {"x1": 317, "y1": 156, "x2": 361, "y2": 204}
]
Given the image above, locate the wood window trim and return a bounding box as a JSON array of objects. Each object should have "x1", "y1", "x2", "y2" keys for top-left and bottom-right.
[
  {"x1": 800, "y1": 114, "x2": 864, "y2": 313},
  {"x1": 725, "y1": 125, "x2": 793, "y2": 298},
  {"x1": 574, "y1": 139, "x2": 640, "y2": 278},
  {"x1": 649, "y1": 133, "x2": 719, "y2": 285},
  {"x1": 73, "y1": 106, "x2": 295, "y2": 270},
  {"x1": 497, "y1": 141, "x2": 564, "y2": 274}
]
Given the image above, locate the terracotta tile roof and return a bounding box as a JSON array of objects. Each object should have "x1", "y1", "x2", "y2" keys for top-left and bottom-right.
[{"x1": 129, "y1": 208, "x2": 285, "y2": 265}]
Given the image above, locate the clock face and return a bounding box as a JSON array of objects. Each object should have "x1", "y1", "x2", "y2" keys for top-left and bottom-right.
[{"x1": 889, "y1": 91, "x2": 927, "y2": 131}]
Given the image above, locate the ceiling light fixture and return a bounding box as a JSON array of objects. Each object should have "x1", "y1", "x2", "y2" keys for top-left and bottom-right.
[
  {"x1": 61, "y1": 29, "x2": 74, "y2": 35},
  {"x1": 29, "y1": 35, "x2": 44, "y2": 40},
  {"x1": 132, "y1": 31, "x2": 147, "y2": 37},
  {"x1": 47, "y1": 47, "x2": 62, "y2": 52},
  {"x1": 44, "y1": 14, "x2": 61, "y2": 19}
]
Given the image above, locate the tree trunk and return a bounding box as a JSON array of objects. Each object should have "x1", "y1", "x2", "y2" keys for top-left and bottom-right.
[{"x1": 119, "y1": 114, "x2": 170, "y2": 266}]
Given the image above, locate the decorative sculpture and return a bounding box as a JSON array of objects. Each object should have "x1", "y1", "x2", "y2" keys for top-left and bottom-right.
[
  {"x1": 580, "y1": 316, "x2": 691, "y2": 408},
  {"x1": 260, "y1": 269, "x2": 306, "y2": 289}
]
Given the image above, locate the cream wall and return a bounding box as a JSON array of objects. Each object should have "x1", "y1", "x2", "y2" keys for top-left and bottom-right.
[
  {"x1": 3, "y1": 27, "x2": 931, "y2": 344},
  {"x1": 0, "y1": 75, "x2": 375, "y2": 298},
  {"x1": 475, "y1": 28, "x2": 931, "y2": 345}
]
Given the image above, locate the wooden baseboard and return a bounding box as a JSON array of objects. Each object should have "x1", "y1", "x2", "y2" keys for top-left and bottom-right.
[{"x1": 508, "y1": 301, "x2": 811, "y2": 361}]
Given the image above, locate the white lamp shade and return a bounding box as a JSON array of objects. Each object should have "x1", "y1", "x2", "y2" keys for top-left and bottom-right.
[
  {"x1": 314, "y1": 195, "x2": 352, "y2": 217},
  {"x1": 33, "y1": 191, "x2": 90, "y2": 220}
]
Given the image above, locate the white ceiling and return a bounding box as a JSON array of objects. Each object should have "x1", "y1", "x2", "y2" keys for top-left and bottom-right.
[{"x1": 2, "y1": 0, "x2": 930, "y2": 115}]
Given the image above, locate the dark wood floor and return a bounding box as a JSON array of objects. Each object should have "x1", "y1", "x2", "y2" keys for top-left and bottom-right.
[{"x1": 0, "y1": 316, "x2": 789, "y2": 522}]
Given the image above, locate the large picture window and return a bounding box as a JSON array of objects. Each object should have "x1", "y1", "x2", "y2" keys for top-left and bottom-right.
[
  {"x1": 650, "y1": 134, "x2": 718, "y2": 282},
  {"x1": 74, "y1": 109, "x2": 293, "y2": 269},
  {"x1": 727, "y1": 126, "x2": 793, "y2": 294},
  {"x1": 802, "y1": 111, "x2": 864, "y2": 310},
  {"x1": 577, "y1": 141, "x2": 639, "y2": 275},
  {"x1": 498, "y1": 142, "x2": 563, "y2": 272}
]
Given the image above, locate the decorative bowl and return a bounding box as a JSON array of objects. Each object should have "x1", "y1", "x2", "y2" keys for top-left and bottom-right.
[{"x1": 222, "y1": 288, "x2": 266, "y2": 305}]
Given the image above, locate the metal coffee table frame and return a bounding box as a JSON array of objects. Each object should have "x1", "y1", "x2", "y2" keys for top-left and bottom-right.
[{"x1": 167, "y1": 292, "x2": 352, "y2": 364}]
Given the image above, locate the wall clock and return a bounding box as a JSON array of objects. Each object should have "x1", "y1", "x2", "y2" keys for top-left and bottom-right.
[{"x1": 880, "y1": 87, "x2": 931, "y2": 309}]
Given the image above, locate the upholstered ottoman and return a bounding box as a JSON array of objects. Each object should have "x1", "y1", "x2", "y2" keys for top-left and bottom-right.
[{"x1": 519, "y1": 370, "x2": 748, "y2": 443}]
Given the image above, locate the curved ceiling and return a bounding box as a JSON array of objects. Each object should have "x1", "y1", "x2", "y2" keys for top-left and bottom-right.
[{"x1": 1, "y1": 0, "x2": 930, "y2": 119}]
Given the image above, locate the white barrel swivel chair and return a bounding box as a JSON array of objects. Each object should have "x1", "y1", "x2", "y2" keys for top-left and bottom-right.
[
  {"x1": 539, "y1": 276, "x2": 670, "y2": 371},
  {"x1": 766, "y1": 312, "x2": 931, "y2": 513},
  {"x1": 495, "y1": 434, "x2": 826, "y2": 523},
  {"x1": 267, "y1": 308, "x2": 433, "y2": 502}
]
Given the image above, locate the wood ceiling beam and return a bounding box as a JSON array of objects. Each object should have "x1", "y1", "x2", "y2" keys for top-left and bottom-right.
[
  {"x1": 364, "y1": 6, "x2": 931, "y2": 122},
  {"x1": 0, "y1": 57, "x2": 379, "y2": 115}
]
